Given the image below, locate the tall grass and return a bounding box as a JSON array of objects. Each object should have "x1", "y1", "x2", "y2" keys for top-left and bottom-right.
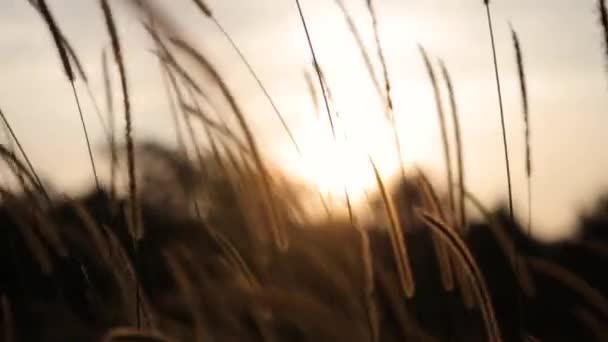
[
  {"x1": 419, "y1": 211, "x2": 502, "y2": 342},
  {"x1": 99, "y1": 0, "x2": 143, "y2": 327},
  {"x1": 370, "y1": 158, "x2": 415, "y2": 298},
  {"x1": 483, "y1": 1, "x2": 514, "y2": 221},
  {"x1": 30, "y1": 0, "x2": 100, "y2": 191},
  {"x1": 510, "y1": 25, "x2": 532, "y2": 236},
  {"x1": 440, "y1": 61, "x2": 466, "y2": 230},
  {"x1": 2, "y1": 1, "x2": 608, "y2": 341}
]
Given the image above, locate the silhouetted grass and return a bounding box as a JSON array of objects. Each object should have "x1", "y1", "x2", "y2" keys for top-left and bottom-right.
[{"x1": 1, "y1": 2, "x2": 607, "y2": 341}]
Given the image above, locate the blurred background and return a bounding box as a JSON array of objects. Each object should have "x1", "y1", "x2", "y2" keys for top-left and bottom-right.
[{"x1": 1, "y1": 0, "x2": 607, "y2": 241}]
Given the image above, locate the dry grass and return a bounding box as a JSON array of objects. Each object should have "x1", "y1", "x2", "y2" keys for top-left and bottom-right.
[
  {"x1": 419, "y1": 46, "x2": 455, "y2": 223},
  {"x1": 419, "y1": 211, "x2": 502, "y2": 342},
  {"x1": 2, "y1": 2, "x2": 608, "y2": 341},
  {"x1": 370, "y1": 158, "x2": 415, "y2": 298},
  {"x1": 439, "y1": 61, "x2": 466, "y2": 230}
]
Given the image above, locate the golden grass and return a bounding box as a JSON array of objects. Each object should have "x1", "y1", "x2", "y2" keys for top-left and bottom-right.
[
  {"x1": 100, "y1": 0, "x2": 141, "y2": 240},
  {"x1": 170, "y1": 37, "x2": 288, "y2": 250},
  {"x1": 418, "y1": 211, "x2": 502, "y2": 342},
  {"x1": 419, "y1": 46, "x2": 456, "y2": 223},
  {"x1": 370, "y1": 158, "x2": 415, "y2": 298},
  {"x1": 439, "y1": 61, "x2": 466, "y2": 230},
  {"x1": 414, "y1": 168, "x2": 456, "y2": 292},
  {"x1": 465, "y1": 190, "x2": 537, "y2": 297}
]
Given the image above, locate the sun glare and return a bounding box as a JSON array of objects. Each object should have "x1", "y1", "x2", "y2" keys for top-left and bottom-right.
[{"x1": 284, "y1": 108, "x2": 401, "y2": 203}]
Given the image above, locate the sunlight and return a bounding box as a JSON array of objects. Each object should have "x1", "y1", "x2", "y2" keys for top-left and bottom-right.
[{"x1": 284, "y1": 106, "x2": 400, "y2": 202}]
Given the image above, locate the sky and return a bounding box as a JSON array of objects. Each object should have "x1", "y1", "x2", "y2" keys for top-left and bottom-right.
[{"x1": 1, "y1": 0, "x2": 607, "y2": 241}]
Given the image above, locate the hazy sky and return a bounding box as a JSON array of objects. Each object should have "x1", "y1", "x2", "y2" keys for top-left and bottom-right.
[{"x1": 1, "y1": 0, "x2": 607, "y2": 241}]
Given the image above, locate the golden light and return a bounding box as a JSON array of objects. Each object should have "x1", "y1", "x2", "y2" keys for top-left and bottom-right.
[{"x1": 284, "y1": 107, "x2": 401, "y2": 203}]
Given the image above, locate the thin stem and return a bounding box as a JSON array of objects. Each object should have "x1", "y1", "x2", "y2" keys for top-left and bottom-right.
[
  {"x1": 0, "y1": 108, "x2": 49, "y2": 202},
  {"x1": 211, "y1": 18, "x2": 302, "y2": 155},
  {"x1": 294, "y1": 0, "x2": 336, "y2": 138},
  {"x1": 485, "y1": 4, "x2": 514, "y2": 220},
  {"x1": 485, "y1": 4, "x2": 518, "y2": 337},
  {"x1": 71, "y1": 82, "x2": 100, "y2": 191}
]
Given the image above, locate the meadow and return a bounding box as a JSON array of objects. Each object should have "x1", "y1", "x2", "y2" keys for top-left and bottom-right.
[{"x1": 0, "y1": 0, "x2": 607, "y2": 341}]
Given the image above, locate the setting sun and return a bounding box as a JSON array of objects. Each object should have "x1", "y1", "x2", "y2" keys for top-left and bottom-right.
[{"x1": 283, "y1": 106, "x2": 400, "y2": 202}]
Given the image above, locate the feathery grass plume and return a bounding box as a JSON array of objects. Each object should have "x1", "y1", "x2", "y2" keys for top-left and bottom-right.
[
  {"x1": 194, "y1": 3, "x2": 302, "y2": 156},
  {"x1": 573, "y1": 307, "x2": 608, "y2": 341},
  {"x1": 465, "y1": 190, "x2": 536, "y2": 296},
  {"x1": 58, "y1": 32, "x2": 110, "y2": 139},
  {"x1": 333, "y1": 0, "x2": 383, "y2": 101},
  {"x1": 527, "y1": 256, "x2": 608, "y2": 318},
  {"x1": 29, "y1": 0, "x2": 73, "y2": 80},
  {"x1": 439, "y1": 60, "x2": 466, "y2": 230},
  {"x1": 58, "y1": 32, "x2": 111, "y2": 140},
  {"x1": 29, "y1": 0, "x2": 100, "y2": 191},
  {"x1": 0, "y1": 145, "x2": 46, "y2": 199},
  {"x1": 0, "y1": 108, "x2": 49, "y2": 202},
  {"x1": 170, "y1": 38, "x2": 289, "y2": 250},
  {"x1": 99, "y1": 0, "x2": 143, "y2": 326},
  {"x1": 101, "y1": 327, "x2": 171, "y2": 342},
  {"x1": 419, "y1": 46, "x2": 455, "y2": 223},
  {"x1": 99, "y1": 0, "x2": 139, "y2": 237},
  {"x1": 163, "y1": 248, "x2": 207, "y2": 342},
  {"x1": 102, "y1": 48, "x2": 118, "y2": 201},
  {"x1": 370, "y1": 158, "x2": 415, "y2": 298},
  {"x1": 510, "y1": 24, "x2": 533, "y2": 238},
  {"x1": 483, "y1": 0, "x2": 514, "y2": 222},
  {"x1": 419, "y1": 211, "x2": 502, "y2": 342},
  {"x1": 413, "y1": 167, "x2": 456, "y2": 292},
  {"x1": 294, "y1": 0, "x2": 337, "y2": 138},
  {"x1": 1, "y1": 295, "x2": 14, "y2": 342},
  {"x1": 598, "y1": 0, "x2": 608, "y2": 73},
  {"x1": 508, "y1": 26, "x2": 532, "y2": 332}
]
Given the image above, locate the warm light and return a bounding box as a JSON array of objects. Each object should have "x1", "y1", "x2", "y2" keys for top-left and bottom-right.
[{"x1": 284, "y1": 108, "x2": 401, "y2": 203}]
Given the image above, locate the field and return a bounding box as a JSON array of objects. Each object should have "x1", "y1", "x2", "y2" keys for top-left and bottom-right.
[{"x1": 0, "y1": 1, "x2": 607, "y2": 341}]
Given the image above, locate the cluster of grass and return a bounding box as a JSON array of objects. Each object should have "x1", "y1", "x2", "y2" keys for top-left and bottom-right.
[{"x1": 0, "y1": 0, "x2": 607, "y2": 341}]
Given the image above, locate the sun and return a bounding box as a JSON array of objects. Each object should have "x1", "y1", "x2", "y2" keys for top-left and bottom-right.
[{"x1": 282, "y1": 109, "x2": 401, "y2": 203}]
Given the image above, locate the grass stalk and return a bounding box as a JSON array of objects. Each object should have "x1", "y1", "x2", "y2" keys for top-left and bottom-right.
[
  {"x1": 439, "y1": 61, "x2": 466, "y2": 230},
  {"x1": 419, "y1": 211, "x2": 502, "y2": 342},
  {"x1": 170, "y1": 38, "x2": 288, "y2": 250},
  {"x1": 294, "y1": 0, "x2": 337, "y2": 138},
  {"x1": 99, "y1": 0, "x2": 142, "y2": 326},
  {"x1": 419, "y1": 46, "x2": 455, "y2": 223},
  {"x1": 370, "y1": 158, "x2": 415, "y2": 298}
]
